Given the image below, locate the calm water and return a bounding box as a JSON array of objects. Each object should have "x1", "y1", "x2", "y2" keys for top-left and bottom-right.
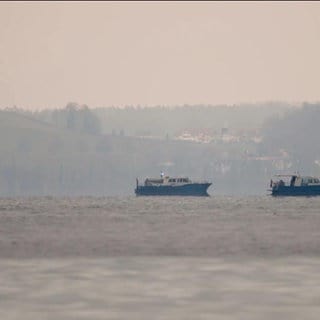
[{"x1": 1, "y1": 196, "x2": 320, "y2": 319}]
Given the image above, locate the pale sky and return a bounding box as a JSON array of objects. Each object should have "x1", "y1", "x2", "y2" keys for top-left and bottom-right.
[{"x1": 0, "y1": 1, "x2": 320, "y2": 109}]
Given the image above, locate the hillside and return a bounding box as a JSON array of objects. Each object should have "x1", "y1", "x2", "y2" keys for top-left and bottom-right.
[{"x1": 1, "y1": 102, "x2": 314, "y2": 197}]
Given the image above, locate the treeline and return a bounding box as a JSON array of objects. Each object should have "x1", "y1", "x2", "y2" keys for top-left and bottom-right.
[
  {"x1": 9, "y1": 101, "x2": 290, "y2": 138},
  {"x1": 93, "y1": 102, "x2": 290, "y2": 137},
  {"x1": 9, "y1": 102, "x2": 102, "y2": 135},
  {"x1": 0, "y1": 101, "x2": 319, "y2": 196},
  {"x1": 260, "y1": 102, "x2": 320, "y2": 172}
]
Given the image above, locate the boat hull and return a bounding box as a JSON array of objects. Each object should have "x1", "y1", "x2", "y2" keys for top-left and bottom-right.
[
  {"x1": 272, "y1": 185, "x2": 320, "y2": 196},
  {"x1": 135, "y1": 183, "x2": 212, "y2": 196}
]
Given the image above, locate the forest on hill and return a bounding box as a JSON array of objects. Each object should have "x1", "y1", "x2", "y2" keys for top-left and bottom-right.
[{"x1": 0, "y1": 102, "x2": 319, "y2": 196}]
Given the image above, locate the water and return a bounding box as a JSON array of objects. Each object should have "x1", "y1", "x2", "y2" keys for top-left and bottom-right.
[{"x1": 1, "y1": 196, "x2": 320, "y2": 319}]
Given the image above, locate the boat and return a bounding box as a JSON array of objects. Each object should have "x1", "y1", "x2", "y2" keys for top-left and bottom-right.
[
  {"x1": 135, "y1": 174, "x2": 212, "y2": 196},
  {"x1": 270, "y1": 174, "x2": 320, "y2": 196}
]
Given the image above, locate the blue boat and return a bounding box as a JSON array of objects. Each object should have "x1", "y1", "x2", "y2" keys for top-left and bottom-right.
[
  {"x1": 135, "y1": 175, "x2": 212, "y2": 196},
  {"x1": 270, "y1": 174, "x2": 320, "y2": 196}
]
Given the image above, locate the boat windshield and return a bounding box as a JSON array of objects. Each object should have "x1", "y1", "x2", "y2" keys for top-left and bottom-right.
[
  {"x1": 168, "y1": 178, "x2": 189, "y2": 183},
  {"x1": 302, "y1": 177, "x2": 320, "y2": 184}
]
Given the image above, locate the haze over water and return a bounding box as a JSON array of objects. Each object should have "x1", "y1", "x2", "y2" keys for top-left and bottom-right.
[
  {"x1": 1, "y1": 1, "x2": 320, "y2": 319},
  {"x1": 1, "y1": 195, "x2": 320, "y2": 319}
]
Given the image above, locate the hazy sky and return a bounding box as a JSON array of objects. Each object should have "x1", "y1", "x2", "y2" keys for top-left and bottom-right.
[{"x1": 0, "y1": 1, "x2": 320, "y2": 109}]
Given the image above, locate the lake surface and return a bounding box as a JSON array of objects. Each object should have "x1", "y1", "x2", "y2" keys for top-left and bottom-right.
[{"x1": 1, "y1": 196, "x2": 320, "y2": 319}]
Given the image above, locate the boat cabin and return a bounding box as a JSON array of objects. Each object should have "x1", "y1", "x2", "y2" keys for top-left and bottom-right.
[
  {"x1": 271, "y1": 174, "x2": 320, "y2": 188},
  {"x1": 144, "y1": 176, "x2": 191, "y2": 186}
]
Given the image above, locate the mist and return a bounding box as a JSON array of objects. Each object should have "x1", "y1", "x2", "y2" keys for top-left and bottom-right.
[
  {"x1": 1, "y1": 2, "x2": 320, "y2": 196},
  {"x1": 1, "y1": 2, "x2": 320, "y2": 108},
  {"x1": 0, "y1": 101, "x2": 319, "y2": 196}
]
